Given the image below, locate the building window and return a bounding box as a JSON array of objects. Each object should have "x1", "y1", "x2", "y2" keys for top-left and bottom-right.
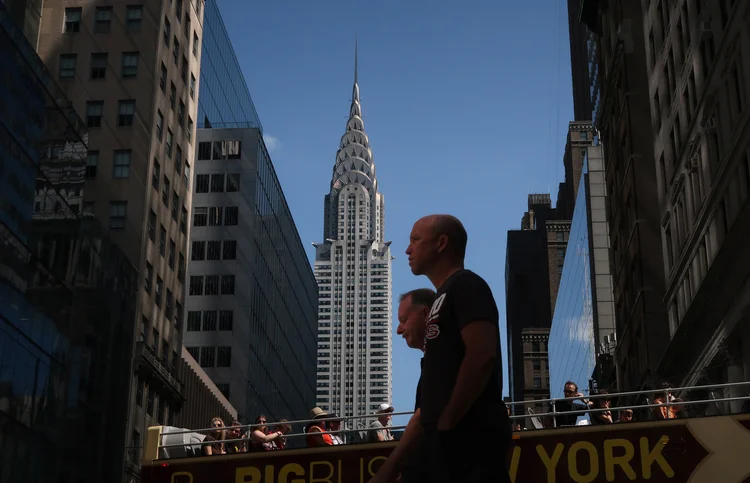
[
  {"x1": 109, "y1": 201, "x2": 127, "y2": 229},
  {"x1": 172, "y1": 193, "x2": 179, "y2": 221},
  {"x1": 126, "y1": 5, "x2": 143, "y2": 32},
  {"x1": 216, "y1": 384, "x2": 230, "y2": 398},
  {"x1": 90, "y1": 53, "x2": 107, "y2": 79},
  {"x1": 224, "y1": 207, "x2": 238, "y2": 225},
  {"x1": 117, "y1": 100, "x2": 135, "y2": 127},
  {"x1": 121, "y1": 52, "x2": 139, "y2": 78},
  {"x1": 187, "y1": 117, "x2": 193, "y2": 142},
  {"x1": 191, "y1": 241, "x2": 205, "y2": 260},
  {"x1": 205, "y1": 275, "x2": 219, "y2": 295},
  {"x1": 174, "y1": 304, "x2": 182, "y2": 330},
  {"x1": 193, "y1": 32, "x2": 199, "y2": 57},
  {"x1": 203, "y1": 311, "x2": 217, "y2": 331},
  {"x1": 217, "y1": 347, "x2": 231, "y2": 367},
  {"x1": 155, "y1": 277, "x2": 163, "y2": 307},
  {"x1": 93, "y1": 6, "x2": 113, "y2": 32},
  {"x1": 208, "y1": 207, "x2": 223, "y2": 226},
  {"x1": 175, "y1": 0, "x2": 183, "y2": 20},
  {"x1": 533, "y1": 378, "x2": 542, "y2": 389},
  {"x1": 168, "y1": 239, "x2": 176, "y2": 268},
  {"x1": 178, "y1": 101, "x2": 185, "y2": 128},
  {"x1": 64, "y1": 7, "x2": 82, "y2": 32},
  {"x1": 173, "y1": 37, "x2": 180, "y2": 66},
  {"x1": 59, "y1": 54, "x2": 77, "y2": 78},
  {"x1": 221, "y1": 275, "x2": 235, "y2": 295},
  {"x1": 184, "y1": 15, "x2": 190, "y2": 38},
  {"x1": 166, "y1": 129, "x2": 173, "y2": 158},
  {"x1": 533, "y1": 360, "x2": 541, "y2": 371},
  {"x1": 181, "y1": 56, "x2": 188, "y2": 83},
  {"x1": 189, "y1": 276, "x2": 204, "y2": 296},
  {"x1": 160, "y1": 63, "x2": 167, "y2": 92},
  {"x1": 159, "y1": 225, "x2": 166, "y2": 256},
  {"x1": 152, "y1": 159, "x2": 160, "y2": 190},
  {"x1": 113, "y1": 150, "x2": 131, "y2": 178},
  {"x1": 219, "y1": 311, "x2": 233, "y2": 331},
  {"x1": 211, "y1": 174, "x2": 224, "y2": 193},
  {"x1": 198, "y1": 142, "x2": 211, "y2": 160},
  {"x1": 165, "y1": 290, "x2": 173, "y2": 319},
  {"x1": 148, "y1": 210, "x2": 156, "y2": 241},
  {"x1": 184, "y1": 162, "x2": 191, "y2": 187},
  {"x1": 162, "y1": 176, "x2": 170, "y2": 207},
  {"x1": 193, "y1": 207, "x2": 207, "y2": 226},
  {"x1": 181, "y1": 207, "x2": 188, "y2": 233},
  {"x1": 226, "y1": 173, "x2": 240, "y2": 192},
  {"x1": 190, "y1": 74, "x2": 196, "y2": 99},
  {"x1": 200, "y1": 347, "x2": 215, "y2": 368},
  {"x1": 86, "y1": 151, "x2": 99, "y2": 178},
  {"x1": 156, "y1": 110, "x2": 164, "y2": 140},
  {"x1": 178, "y1": 253, "x2": 185, "y2": 282},
  {"x1": 163, "y1": 17, "x2": 171, "y2": 46},
  {"x1": 196, "y1": 174, "x2": 209, "y2": 193},
  {"x1": 169, "y1": 82, "x2": 176, "y2": 110},
  {"x1": 144, "y1": 262, "x2": 153, "y2": 293},
  {"x1": 223, "y1": 240, "x2": 237, "y2": 260},
  {"x1": 135, "y1": 381, "x2": 144, "y2": 407},
  {"x1": 206, "y1": 241, "x2": 221, "y2": 261},
  {"x1": 187, "y1": 311, "x2": 201, "y2": 331}
]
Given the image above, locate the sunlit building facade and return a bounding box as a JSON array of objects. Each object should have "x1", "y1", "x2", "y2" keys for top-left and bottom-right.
[{"x1": 314, "y1": 53, "x2": 393, "y2": 418}]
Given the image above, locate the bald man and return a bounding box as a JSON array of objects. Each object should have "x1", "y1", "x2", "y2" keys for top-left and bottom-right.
[{"x1": 405, "y1": 214, "x2": 511, "y2": 483}]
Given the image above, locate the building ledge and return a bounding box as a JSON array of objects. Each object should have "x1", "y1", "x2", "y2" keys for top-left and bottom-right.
[{"x1": 134, "y1": 342, "x2": 184, "y2": 406}]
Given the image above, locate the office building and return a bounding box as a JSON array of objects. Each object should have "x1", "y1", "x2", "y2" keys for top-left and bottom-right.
[
  {"x1": 313, "y1": 51, "x2": 393, "y2": 418},
  {"x1": 196, "y1": 0, "x2": 262, "y2": 130},
  {"x1": 31, "y1": 2, "x2": 231, "y2": 481},
  {"x1": 643, "y1": 0, "x2": 750, "y2": 406},
  {"x1": 184, "y1": 127, "x2": 318, "y2": 422},
  {"x1": 548, "y1": 145, "x2": 616, "y2": 397},
  {"x1": 173, "y1": 347, "x2": 237, "y2": 430},
  {"x1": 1, "y1": 6, "x2": 137, "y2": 483},
  {"x1": 567, "y1": 0, "x2": 592, "y2": 122},
  {"x1": 579, "y1": 0, "x2": 670, "y2": 393}
]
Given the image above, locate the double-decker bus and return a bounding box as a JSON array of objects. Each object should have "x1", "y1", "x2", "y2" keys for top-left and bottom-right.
[{"x1": 141, "y1": 382, "x2": 750, "y2": 482}]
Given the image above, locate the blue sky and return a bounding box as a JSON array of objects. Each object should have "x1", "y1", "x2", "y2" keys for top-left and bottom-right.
[{"x1": 218, "y1": 0, "x2": 574, "y2": 424}]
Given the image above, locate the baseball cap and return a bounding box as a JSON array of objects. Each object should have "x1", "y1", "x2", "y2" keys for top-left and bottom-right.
[{"x1": 377, "y1": 403, "x2": 394, "y2": 413}]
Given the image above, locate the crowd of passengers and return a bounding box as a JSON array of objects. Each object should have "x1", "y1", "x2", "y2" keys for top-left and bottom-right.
[
  {"x1": 510, "y1": 380, "x2": 701, "y2": 431},
  {"x1": 198, "y1": 403, "x2": 396, "y2": 455}
]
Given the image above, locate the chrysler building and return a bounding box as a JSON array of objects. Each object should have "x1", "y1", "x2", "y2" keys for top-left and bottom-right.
[{"x1": 313, "y1": 46, "x2": 393, "y2": 418}]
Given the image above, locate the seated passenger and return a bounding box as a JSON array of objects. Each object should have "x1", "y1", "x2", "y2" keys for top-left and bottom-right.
[
  {"x1": 589, "y1": 390, "x2": 613, "y2": 425},
  {"x1": 368, "y1": 403, "x2": 395, "y2": 442},
  {"x1": 618, "y1": 409, "x2": 634, "y2": 423},
  {"x1": 306, "y1": 407, "x2": 334, "y2": 447},
  {"x1": 548, "y1": 381, "x2": 591, "y2": 427},
  {"x1": 225, "y1": 419, "x2": 247, "y2": 454},
  {"x1": 272, "y1": 419, "x2": 292, "y2": 450},
  {"x1": 248, "y1": 414, "x2": 284, "y2": 452},
  {"x1": 327, "y1": 415, "x2": 345, "y2": 445},
  {"x1": 651, "y1": 394, "x2": 682, "y2": 420},
  {"x1": 203, "y1": 417, "x2": 226, "y2": 455}
]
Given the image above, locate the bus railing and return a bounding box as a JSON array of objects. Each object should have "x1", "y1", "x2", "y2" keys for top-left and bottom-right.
[{"x1": 145, "y1": 380, "x2": 750, "y2": 460}]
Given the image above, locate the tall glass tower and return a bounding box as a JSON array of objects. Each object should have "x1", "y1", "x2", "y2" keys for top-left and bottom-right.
[{"x1": 313, "y1": 46, "x2": 392, "y2": 418}]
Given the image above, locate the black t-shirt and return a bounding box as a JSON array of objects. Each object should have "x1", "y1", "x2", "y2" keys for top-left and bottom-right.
[
  {"x1": 419, "y1": 270, "x2": 507, "y2": 430},
  {"x1": 414, "y1": 358, "x2": 423, "y2": 412}
]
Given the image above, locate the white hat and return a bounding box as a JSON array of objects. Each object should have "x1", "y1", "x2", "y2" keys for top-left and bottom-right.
[{"x1": 377, "y1": 403, "x2": 394, "y2": 413}]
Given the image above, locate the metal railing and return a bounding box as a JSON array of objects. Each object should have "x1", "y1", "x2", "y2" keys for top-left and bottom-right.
[{"x1": 148, "y1": 380, "x2": 750, "y2": 456}]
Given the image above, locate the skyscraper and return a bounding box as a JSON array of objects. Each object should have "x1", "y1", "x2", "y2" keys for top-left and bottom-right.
[{"x1": 313, "y1": 47, "x2": 393, "y2": 418}]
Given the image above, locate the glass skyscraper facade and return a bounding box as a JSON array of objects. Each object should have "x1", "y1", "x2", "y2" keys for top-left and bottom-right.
[
  {"x1": 197, "y1": 0, "x2": 263, "y2": 130},
  {"x1": 548, "y1": 158, "x2": 596, "y2": 397},
  {"x1": 548, "y1": 145, "x2": 616, "y2": 398},
  {"x1": 186, "y1": 128, "x2": 318, "y2": 426},
  {"x1": 0, "y1": 5, "x2": 137, "y2": 483}
]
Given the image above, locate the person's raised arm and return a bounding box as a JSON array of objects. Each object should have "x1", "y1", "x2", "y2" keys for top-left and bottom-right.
[{"x1": 368, "y1": 409, "x2": 424, "y2": 483}]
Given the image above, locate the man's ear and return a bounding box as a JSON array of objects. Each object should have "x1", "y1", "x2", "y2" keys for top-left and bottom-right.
[{"x1": 436, "y1": 234, "x2": 448, "y2": 253}]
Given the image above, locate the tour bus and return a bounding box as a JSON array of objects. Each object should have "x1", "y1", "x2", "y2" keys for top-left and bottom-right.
[{"x1": 141, "y1": 381, "x2": 750, "y2": 483}]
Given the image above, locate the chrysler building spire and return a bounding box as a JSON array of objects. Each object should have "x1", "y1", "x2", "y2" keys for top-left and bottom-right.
[{"x1": 313, "y1": 48, "x2": 393, "y2": 418}]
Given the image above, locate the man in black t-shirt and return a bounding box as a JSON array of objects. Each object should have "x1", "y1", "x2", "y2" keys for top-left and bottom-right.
[{"x1": 406, "y1": 214, "x2": 511, "y2": 483}]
